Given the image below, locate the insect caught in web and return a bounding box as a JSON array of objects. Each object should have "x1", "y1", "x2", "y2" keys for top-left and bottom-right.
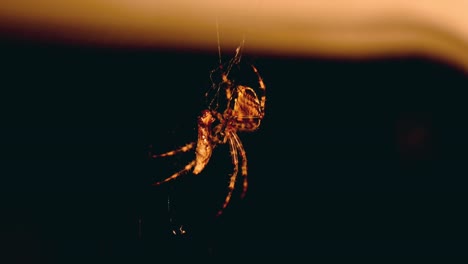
[{"x1": 150, "y1": 40, "x2": 266, "y2": 217}]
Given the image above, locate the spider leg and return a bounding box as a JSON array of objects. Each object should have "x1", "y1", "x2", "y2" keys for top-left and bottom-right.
[
  {"x1": 230, "y1": 131, "x2": 248, "y2": 198},
  {"x1": 152, "y1": 160, "x2": 196, "y2": 186},
  {"x1": 217, "y1": 135, "x2": 239, "y2": 217},
  {"x1": 251, "y1": 65, "x2": 266, "y2": 113},
  {"x1": 151, "y1": 142, "x2": 195, "y2": 158},
  {"x1": 225, "y1": 38, "x2": 245, "y2": 78},
  {"x1": 232, "y1": 116, "x2": 263, "y2": 131}
]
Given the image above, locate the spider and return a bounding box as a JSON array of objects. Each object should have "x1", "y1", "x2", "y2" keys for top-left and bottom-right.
[{"x1": 151, "y1": 44, "x2": 266, "y2": 216}]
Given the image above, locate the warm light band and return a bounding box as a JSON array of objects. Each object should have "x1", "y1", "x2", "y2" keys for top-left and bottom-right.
[{"x1": 1, "y1": 1, "x2": 468, "y2": 71}]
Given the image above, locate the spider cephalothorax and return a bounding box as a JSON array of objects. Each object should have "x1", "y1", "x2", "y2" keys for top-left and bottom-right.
[{"x1": 152, "y1": 45, "x2": 266, "y2": 216}]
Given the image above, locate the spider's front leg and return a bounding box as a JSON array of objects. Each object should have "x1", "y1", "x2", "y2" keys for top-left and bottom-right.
[
  {"x1": 152, "y1": 160, "x2": 196, "y2": 186},
  {"x1": 150, "y1": 142, "x2": 197, "y2": 185},
  {"x1": 150, "y1": 142, "x2": 196, "y2": 159}
]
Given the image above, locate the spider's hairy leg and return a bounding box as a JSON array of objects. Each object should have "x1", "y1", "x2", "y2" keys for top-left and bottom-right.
[
  {"x1": 231, "y1": 132, "x2": 248, "y2": 198},
  {"x1": 152, "y1": 160, "x2": 196, "y2": 186},
  {"x1": 206, "y1": 71, "x2": 223, "y2": 110},
  {"x1": 151, "y1": 142, "x2": 196, "y2": 158},
  {"x1": 224, "y1": 39, "x2": 245, "y2": 79},
  {"x1": 251, "y1": 65, "x2": 266, "y2": 112},
  {"x1": 217, "y1": 135, "x2": 239, "y2": 217}
]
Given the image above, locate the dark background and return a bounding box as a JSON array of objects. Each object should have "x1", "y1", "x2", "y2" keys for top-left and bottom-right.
[{"x1": 1, "y1": 37, "x2": 468, "y2": 262}]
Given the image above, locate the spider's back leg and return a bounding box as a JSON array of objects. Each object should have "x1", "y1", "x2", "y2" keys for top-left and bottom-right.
[
  {"x1": 217, "y1": 135, "x2": 240, "y2": 217},
  {"x1": 231, "y1": 132, "x2": 248, "y2": 198}
]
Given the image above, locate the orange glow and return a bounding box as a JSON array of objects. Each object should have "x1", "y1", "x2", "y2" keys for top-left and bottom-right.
[{"x1": 1, "y1": 1, "x2": 468, "y2": 70}]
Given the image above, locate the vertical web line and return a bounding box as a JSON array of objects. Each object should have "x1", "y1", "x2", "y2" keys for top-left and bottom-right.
[{"x1": 216, "y1": 16, "x2": 222, "y2": 66}]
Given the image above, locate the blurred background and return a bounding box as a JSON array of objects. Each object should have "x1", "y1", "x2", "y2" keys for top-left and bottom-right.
[{"x1": 1, "y1": 0, "x2": 468, "y2": 261}]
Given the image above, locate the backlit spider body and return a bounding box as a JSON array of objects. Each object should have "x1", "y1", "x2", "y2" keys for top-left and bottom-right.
[{"x1": 152, "y1": 46, "x2": 266, "y2": 216}]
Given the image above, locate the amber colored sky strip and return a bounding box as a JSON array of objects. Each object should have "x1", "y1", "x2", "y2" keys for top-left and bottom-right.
[{"x1": 1, "y1": 0, "x2": 468, "y2": 71}]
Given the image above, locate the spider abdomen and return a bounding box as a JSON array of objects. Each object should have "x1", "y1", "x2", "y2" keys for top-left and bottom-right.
[
  {"x1": 227, "y1": 86, "x2": 263, "y2": 131},
  {"x1": 193, "y1": 110, "x2": 215, "y2": 174}
]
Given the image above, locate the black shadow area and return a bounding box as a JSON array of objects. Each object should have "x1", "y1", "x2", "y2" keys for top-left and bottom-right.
[{"x1": 1, "y1": 39, "x2": 468, "y2": 261}]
